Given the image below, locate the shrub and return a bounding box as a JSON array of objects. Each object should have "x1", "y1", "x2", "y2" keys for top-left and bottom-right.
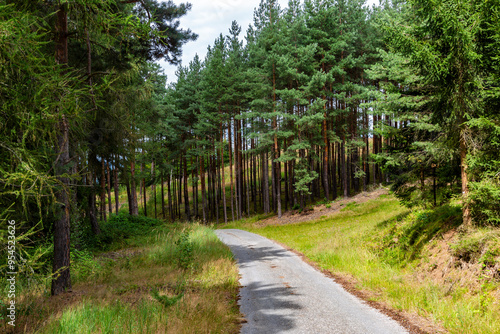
[
  {"x1": 175, "y1": 231, "x2": 194, "y2": 270},
  {"x1": 468, "y1": 180, "x2": 500, "y2": 226},
  {"x1": 94, "y1": 213, "x2": 164, "y2": 250}
]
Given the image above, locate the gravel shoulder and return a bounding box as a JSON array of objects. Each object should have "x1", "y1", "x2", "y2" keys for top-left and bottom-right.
[{"x1": 216, "y1": 229, "x2": 409, "y2": 334}]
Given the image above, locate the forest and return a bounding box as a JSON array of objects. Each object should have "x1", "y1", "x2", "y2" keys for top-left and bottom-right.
[{"x1": 1, "y1": 0, "x2": 500, "y2": 327}]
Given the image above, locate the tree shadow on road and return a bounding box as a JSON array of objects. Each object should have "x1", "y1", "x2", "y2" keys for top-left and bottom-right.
[
  {"x1": 222, "y1": 241, "x2": 304, "y2": 333},
  {"x1": 239, "y1": 281, "x2": 303, "y2": 334}
]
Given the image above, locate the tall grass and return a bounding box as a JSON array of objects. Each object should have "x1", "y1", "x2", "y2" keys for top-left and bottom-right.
[{"x1": 12, "y1": 220, "x2": 240, "y2": 334}]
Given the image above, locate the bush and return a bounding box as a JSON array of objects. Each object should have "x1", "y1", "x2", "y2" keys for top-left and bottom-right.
[
  {"x1": 175, "y1": 231, "x2": 193, "y2": 270},
  {"x1": 468, "y1": 180, "x2": 500, "y2": 226},
  {"x1": 95, "y1": 213, "x2": 164, "y2": 250}
]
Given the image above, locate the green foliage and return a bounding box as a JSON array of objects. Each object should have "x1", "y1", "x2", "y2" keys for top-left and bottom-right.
[
  {"x1": 70, "y1": 249, "x2": 102, "y2": 283},
  {"x1": 375, "y1": 0, "x2": 500, "y2": 224},
  {"x1": 150, "y1": 288, "x2": 184, "y2": 308},
  {"x1": 451, "y1": 229, "x2": 500, "y2": 266},
  {"x1": 92, "y1": 213, "x2": 164, "y2": 251},
  {"x1": 341, "y1": 201, "x2": 359, "y2": 212},
  {"x1": 375, "y1": 205, "x2": 462, "y2": 266},
  {"x1": 468, "y1": 180, "x2": 500, "y2": 226},
  {"x1": 175, "y1": 231, "x2": 194, "y2": 270}
]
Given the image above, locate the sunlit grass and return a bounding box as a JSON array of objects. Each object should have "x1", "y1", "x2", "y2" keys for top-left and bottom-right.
[{"x1": 223, "y1": 194, "x2": 500, "y2": 334}]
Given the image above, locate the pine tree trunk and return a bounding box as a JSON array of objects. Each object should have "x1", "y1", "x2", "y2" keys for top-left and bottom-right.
[
  {"x1": 228, "y1": 120, "x2": 235, "y2": 221},
  {"x1": 342, "y1": 136, "x2": 348, "y2": 198},
  {"x1": 322, "y1": 109, "x2": 329, "y2": 201},
  {"x1": 161, "y1": 175, "x2": 165, "y2": 219},
  {"x1": 168, "y1": 171, "x2": 173, "y2": 221},
  {"x1": 101, "y1": 158, "x2": 107, "y2": 222},
  {"x1": 142, "y1": 166, "x2": 147, "y2": 217},
  {"x1": 88, "y1": 169, "x2": 100, "y2": 235},
  {"x1": 246, "y1": 142, "x2": 251, "y2": 215},
  {"x1": 193, "y1": 158, "x2": 198, "y2": 220},
  {"x1": 214, "y1": 153, "x2": 219, "y2": 223},
  {"x1": 200, "y1": 155, "x2": 207, "y2": 223},
  {"x1": 364, "y1": 108, "x2": 369, "y2": 190},
  {"x1": 263, "y1": 150, "x2": 270, "y2": 214},
  {"x1": 152, "y1": 160, "x2": 156, "y2": 218},
  {"x1": 183, "y1": 155, "x2": 191, "y2": 221},
  {"x1": 236, "y1": 118, "x2": 243, "y2": 219},
  {"x1": 114, "y1": 155, "x2": 120, "y2": 213},
  {"x1": 126, "y1": 180, "x2": 132, "y2": 215},
  {"x1": 460, "y1": 130, "x2": 471, "y2": 225},
  {"x1": 221, "y1": 125, "x2": 228, "y2": 223},
  {"x1": 52, "y1": 6, "x2": 72, "y2": 289},
  {"x1": 106, "y1": 160, "x2": 112, "y2": 214},
  {"x1": 53, "y1": 115, "x2": 71, "y2": 296},
  {"x1": 130, "y1": 159, "x2": 139, "y2": 215}
]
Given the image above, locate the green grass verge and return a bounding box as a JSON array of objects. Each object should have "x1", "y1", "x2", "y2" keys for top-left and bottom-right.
[{"x1": 222, "y1": 194, "x2": 500, "y2": 334}]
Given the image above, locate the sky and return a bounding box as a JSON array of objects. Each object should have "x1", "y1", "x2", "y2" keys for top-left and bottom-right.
[{"x1": 157, "y1": 0, "x2": 380, "y2": 84}]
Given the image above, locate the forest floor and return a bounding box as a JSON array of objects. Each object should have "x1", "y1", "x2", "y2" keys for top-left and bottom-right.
[{"x1": 222, "y1": 191, "x2": 500, "y2": 334}]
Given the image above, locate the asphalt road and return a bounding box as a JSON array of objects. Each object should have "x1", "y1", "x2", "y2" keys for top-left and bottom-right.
[{"x1": 215, "y1": 229, "x2": 409, "y2": 334}]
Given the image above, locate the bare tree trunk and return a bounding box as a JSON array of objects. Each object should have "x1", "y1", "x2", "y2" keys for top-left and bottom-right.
[
  {"x1": 88, "y1": 169, "x2": 100, "y2": 235},
  {"x1": 101, "y1": 158, "x2": 107, "y2": 222},
  {"x1": 161, "y1": 175, "x2": 165, "y2": 219},
  {"x1": 460, "y1": 130, "x2": 471, "y2": 225},
  {"x1": 130, "y1": 159, "x2": 139, "y2": 216},
  {"x1": 263, "y1": 150, "x2": 270, "y2": 214},
  {"x1": 106, "y1": 160, "x2": 112, "y2": 214},
  {"x1": 246, "y1": 141, "x2": 251, "y2": 215},
  {"x1": 221, "y1": 125, "x2": 228, "y2": 223},
  {"x1": 183, "y1": 154, "x2": 191, "y2": 221},
  {"x1": 322, "y1": 107, "x2": 329, "y2": 201},
  {"x1": 193, "y1": 157, "x2": 198, "y2": 220},
  {"x1": 168, "y1": 171, "x2": 173, "y2": 221},
  {"x1": 114, "y1": 155, "x2": 119, "y2": 213},
  {"x1": 200, "y1": 155, "x2": 207, "y2": 223},
  {"x1": 126, "y1": 180, "x2": 132, "y2": 215},
  {"x1": 228, "y1": 120, "x2": 235, "y2": 221},
  {"x1": 142, "y1": 163, "x2": 147, "y2": 217},
  {"x1": 342, "y1": 136, "x2": 348, "y2": 198},
  {"x1": 152, "y1": 160, "x2": 156, "y2": 218},
  {"x1": 53, "y1": 115, "x2": 72, "y2": 295}
]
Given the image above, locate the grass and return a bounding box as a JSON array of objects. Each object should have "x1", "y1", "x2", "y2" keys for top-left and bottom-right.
[
  {"x1": 7, "y1": 221, "x2": 240, "y2": 334},
  {"x1": 222, "y1": 193, "x2": 500, "y2": 334}
]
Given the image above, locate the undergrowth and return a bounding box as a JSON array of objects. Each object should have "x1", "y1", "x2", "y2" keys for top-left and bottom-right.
[
  {"x1": 6, "y1": 218, "x2": 240, "y2": 334},
  {"x1": 373, "y1": 204, "x2": 462, "y2": 267}
]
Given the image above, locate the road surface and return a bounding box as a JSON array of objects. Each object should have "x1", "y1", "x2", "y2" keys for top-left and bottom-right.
[{"x1": 215, "y1": 229, "x2": 409, "y2": 334}]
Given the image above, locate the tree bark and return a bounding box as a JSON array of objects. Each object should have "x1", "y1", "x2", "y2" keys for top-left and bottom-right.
[
  {"x1": 183, "y1": 154, "x2": 191, "y2": 221},
  {"x1": 142, "y1": 163, "x2": 147, "y2": 217},
  {"x1": 221, "y1": 124, "x2": 228, "y2": 223},
  {"x1": 161, "y1": 174, "x2": 165, "y2": 219},
  {"x1": 263, "y1": 150, "x2": 270, "y2": 214},
  {"x1": 199, "y1": 155, "x2": 206, "y2": 223},
  {"x1": 101, "y1": 158, "x2": 107, "y2": 222},
  {"x1": 460, "y1": 130, "x2": 471, "y2": 225},
  {"x1": 228, "y1": 120, "x2": 235, "y2": 221},
  {"x1": 130, "y1": 159, "x2": 139, "y2": 215},
  {"x1": 52, "y1": 3, "x2": 72, "y2": 296},
  {"x1": 114, "y1": 155, "x2": 120, "y2": 213},
  {"x1": 106, "y1": 160, "x2": 112, "y2": 214},
  {"x1": 88, "y1": 170, "x2": 100, "y2": 235}
]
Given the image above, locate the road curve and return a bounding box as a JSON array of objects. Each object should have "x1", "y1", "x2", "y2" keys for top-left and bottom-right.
[{"x1": 215, "y1": 229, "x2": 408, "y2": 334}]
